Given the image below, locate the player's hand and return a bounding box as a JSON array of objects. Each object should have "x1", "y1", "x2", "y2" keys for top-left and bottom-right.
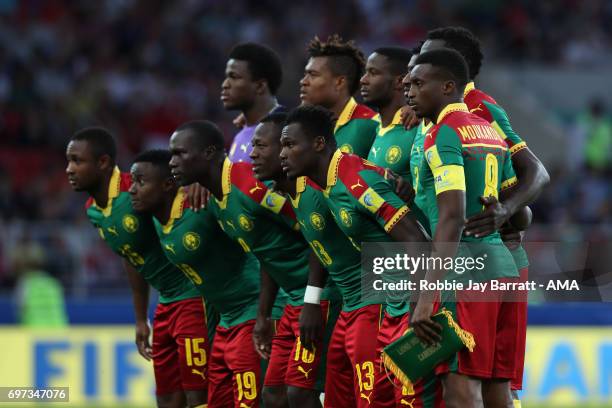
[
  {"x1": 385, "y1": 169, "x2": 415, "y2": 203},
  {"x1": 410, "y1": 295, "x2": 441, "y2": 345},
  {"x1": 464, "y1": 196, "x2": 510, "y2": 238},
  {"x1": 400, "y1": 105, "x2": 420, "y2": 130},
  {"x1": 135, "y1": 321, "x2": 153, "y2": 361},
  {"x1": 500, "y1": 222, "x2": 523, "y2": 250},
  {"x1": 253, "y1": 317, "x2": 273, "y2": 360},
  {"x1": 185, "y1": 183, "x2": 210, "y2": 212},
  {"x1": 299, "y1": 303, "x2": 323, "y2": 351},
  {"x1": 233, "y1": 113, "x2": 246, "y2": 128}
]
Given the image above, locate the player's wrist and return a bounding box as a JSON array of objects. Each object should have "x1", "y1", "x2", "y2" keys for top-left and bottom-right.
[{"x1": 304, "y1": 285, "x2": 323, "y2": 305}]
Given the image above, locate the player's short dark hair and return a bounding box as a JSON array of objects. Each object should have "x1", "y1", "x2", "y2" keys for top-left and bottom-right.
[
  {"x1": 71, "y1": 127, "x2": 117, "y2": 162},
  {"x1": 261, "y1": 111, "x2": 288, "y2": 128},
  {"x1": 426, "y1": 26, "x2": 483, "y2": 79},
  {"x1": 175, "y1": 120, "x2": 225, "y2": 152},
  {"x1": 414, "y1": 49, "x2": 469, "y2": 91},
  {"x1": 411, "y1": 41, "x2": 424, "y2": 56},
  {"x1": 229, "y1": 42, "x2": 283, "y2": 94},
  {"x1": 373, "y1": 47, "x2": 413, "y2": 76},
  {"x1": 132, "y1": 149, "x2": 172, "y2": 179},
  {"x1": 307, "y1": 34, "x2": 366, "y2": 95},
  {"x1": 285, "y1": 105, "x2": 335, "y2": 145}
]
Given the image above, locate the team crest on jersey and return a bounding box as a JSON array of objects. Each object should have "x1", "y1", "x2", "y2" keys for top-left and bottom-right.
[
  {"x1": 122, "y1": 214, "x2": 139, "y2": 233},
  {"x1": 385, "y1": 146, "x2": 402, "y2": 164},
  {"x1": 339, "y1": 208, "x2": 352, "y2": 227},
  {"x1": 182, "y1": 232, "x2": 201, "y2": 251},
  {"x1": 309, "y1": 212, "x2": 325, "y2": 231},
  {"x1": 339, "y1": 144, "x2": 353, "y2": 154},
  {"x1": 238, "y1": 214, "x2": 254, "y2": 231}
]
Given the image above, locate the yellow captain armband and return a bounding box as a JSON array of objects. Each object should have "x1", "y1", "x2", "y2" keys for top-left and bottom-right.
[{"x1": 432, "y1": 165, "x2": 466, "y2": 194}]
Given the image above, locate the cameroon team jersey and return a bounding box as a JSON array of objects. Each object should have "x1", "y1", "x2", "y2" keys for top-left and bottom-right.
[
  {"x1": 153, "y1": 189, "x2": 284, "y2": 328},
  {"x1": 464, "y1": 82, "x2": 529, "y2": 269},
  {"x1": 322, "y1": 150, "x2": 414, "y2": 317},
  {"x1": 420, "y1": 103, "x2": 518, "y2": 280},
  {"x1": 368, "y1": 109, "x2": 429, "y2": 232},
  {"x1": 335, "y1": 97, "x2": 378, "y2": 158},
  {"x1": 208, "y1": 158, "x2": 311, "y2": 306},
  {"x1": 411, "y1": 120, "x2": 433, "y2": 235},
  {"x1": 85, "y1": 167, "x2": 199, "y2": 304},
  {"x1": 290, "y1": 177, "x2": 377, "y2": 312}
]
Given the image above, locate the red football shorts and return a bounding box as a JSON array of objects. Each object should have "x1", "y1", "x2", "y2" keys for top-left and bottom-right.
[
  {"x1": 208, "y1": 319, "x2": 262, "y2": 407},
  {"x1": 372, "y1": 312, "x2": 444, "y2": 408},
  {"x1": 324, "y1": 304, "x2": 383, "y2": 408},
  {"x1": 511, "y1": 267, "x2": 528, "y2": 391},
  {"x1": 152, "y1": 297, "x2": 210, "y2": 396},
  {"x1": 264, "y1": 302, "x2": 330, "y2": 390},
  {"x1": 436, "y1": 276, "x2": 523, "y2": 380}
]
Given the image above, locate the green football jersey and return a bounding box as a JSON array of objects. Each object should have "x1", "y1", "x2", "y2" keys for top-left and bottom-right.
[
  {"x1": 153, "y1": 189, "x2": 282, "y2": 328},
  {"x1": 85, "y1": 167, "x2": 199, "y2": 304},
  {"x1": 322, "y1": 150, "x2": 414, "y2": 317},
  {"x1": 368, "y1": 109, "x2": 429, "y2": 232},
  {"x1": 421, "y1": 103, "x2": 518, "y2": 280},
  {"x1": 464, "y1": 81, "x2": 529, "y2": 269},
  {"x1": 411, "y1": 120, "x2": 432, "y2": 236},
  {"x1": 334, "y1": 97, "x2": 379, "y2": 158},
  {"x1": 290, "y1": 176, "x2": 379, "y2": 312},
  {"x1": 208, "y1": 159, "x2": 312, "y2": 306}
]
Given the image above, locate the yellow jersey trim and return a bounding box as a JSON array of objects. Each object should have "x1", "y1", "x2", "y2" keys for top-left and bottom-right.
[
  {"x1": 461, "y1": 143, "x2": 508, "y2": 151},
  {"x1": 216, "y1": 157, "x2": 232, "y2": 209},
  {"x1": 289, "y1": 176, "x2": 308, "y2": 207},
  {"x1": 463, "y1": 81, "x2": 476, "y2": 98},
  {"x1": 510, "y1": 141, "x2": 527, "y2": 156},
  {"x1": 432, "y1": 165, "x2": 466, "y2": 194},
  {"x1": 325, "y1": 149, "x2": 343, "y2": 191},
  {"x1": 377, "y1": 109, "x2": 403, "y2": 137},
  {"x1": 334, "y1": 97, "x2": 358, "y2": 133},
  {"x1": 94, "y1": 166, "x2": 121, "y2": 217},
  {"x1": 384, "y1": 205, "x2": 409, "y2": 233},
  {"x1": 421, "y1": 119, "x2": 433, "y2": 134},
  {"x1": 436, "y1": 103, "x2": 469, "y2": 124},
  {"x1": 162, "y1": 189, "x2": 186, "y2": 234},
  {"x1": 501, "y1": 176, "x2": 518, "y2": 191}
]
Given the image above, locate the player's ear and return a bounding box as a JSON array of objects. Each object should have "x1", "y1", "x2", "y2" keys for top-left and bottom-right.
[
  {"x1": 202, "y1": 145, "x2": 217, "y2": 160},
  {"x1": 254, "y1": 79, "x2": 267, "y2": 95},
  {"x1": 442, "y1": 80, "x2": 455, "y2": 96},
  {"x1": 313, "y1": 135, "x2": 326, "y2": 152},
  {"x1": 334, "y1": 75, "x2": 346, "y2": 93},
  {"x1": 393, "y1": 74, "x2": 404, "y2": 91},
  {"x1": 98, "y1": 154, "x2": 113, "y2": 171}
]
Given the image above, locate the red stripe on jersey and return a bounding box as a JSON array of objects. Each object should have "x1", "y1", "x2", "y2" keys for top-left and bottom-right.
[
  {"x1": 351, "y1": 104, "x2": 377, "y2": 120},
  {"x1": 377, "y1": 201, "x2": 402, "y2": 225},
  {"x1": 305, "y1": 177, "x2": 323, "y2": 191},
  {"x1": 336, "y1": 154, "x2": 386, "y2": 200},
  {"x1": 119, "y1": 172, "x2": 132, "y2": 192},
  {"x1": 422, "y1": 125, "x2": 442, "y2": 152},
  {"x1": 85, "y1": 197, "x2": 94, "y2": 209},
  {"x1": 230, "y1": 162, "x2": 268, "y2": 203},
  {"x1": 464, "y1": 88, "x2": 496, "y2": 123}
]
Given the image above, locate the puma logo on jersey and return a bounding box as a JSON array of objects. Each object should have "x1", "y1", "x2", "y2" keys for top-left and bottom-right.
[
  {"x1": 249, "y1": 183, "x2": 263, "y2": 194},
  {"x1": 164, "y1": 244, "x2": 176, "y2": 255},
  {"x1": 360, "y1": 392, "x2": 372, "y2": 404},
  {"x1": 241, "y1": 143, "x2": 248, "y2": 153},
  {"x1": 400, "y1": 398, "x2": 416, "y2": 407},
  {"x1": 226, "y1": 220, "x2": 236, "y2": 230},
  {"x1": 107, "y1": 226, "x2": 118, "y2": 236},
  {"x1": 469, "y1": 104, "x2": 484, "y2": 113},
  {"x1": 191, "y1": 368, "x2": 206, "y2": 380},
  {"x1": 297, "y1": 366, "x2": 312, "y2": 378},
  {"x1": 350, "y1": 179, "x2": 364, "y2": 190},
  {"x1": 426, "y1": 132, "x2": 434, "y2": 139},
  {"x1": 371, "y1": 147, "x2": 380, "y2": 157}
]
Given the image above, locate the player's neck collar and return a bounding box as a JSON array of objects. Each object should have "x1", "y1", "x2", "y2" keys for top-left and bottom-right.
[
  {"x1": 463, "y1": 82, "x2": 476, "y2": 98},
  {"x1": 378, "y1": 108, "x2": 403, "y2": 136},
  {"x1": 94, "y1": 166, "x2": 121, "y2": 216},
  {"x1": 289, "y1": 176, "x2": 308, "y2": 207},
  {"x1": 221, "y1": 157, "x2": 232, "y2": 196},
  {"x1": 326, "y1": 149, "x2": 343, "y2": 189},
  {"x1": 335, "y1": 97, "x2": 358, "y2": 133},
  {"x1": 162, "y1": 188, "x2": 186, "y2": 233},
  {"x1": 436, "y1": 103, "x2": 469, "y2": 123}
]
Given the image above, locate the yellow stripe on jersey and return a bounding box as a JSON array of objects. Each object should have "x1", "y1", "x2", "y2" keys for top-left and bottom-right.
[
  {"x1": 260, "y1": 190, "x2": 287, "y2": 214},
  {"x1": 510, "y1": 141, "x2": 528, "y2": 155},
  {"x1": 432, "y1": 165, "x2": 466, "y2": 194},
  {"x1": 384, "y1": 205, "x2": 409, "y2": 233},
  {"x1": 513, "y1": 400, "x2": 521, "y2": 408},
  {"x1": 491, "y1": 121, "x2": 507, "y2": 140},
  {"x1": 424, "y1": 145, "x2": 443, "y2": 169},
  {"x1": 358, "y1": 187, "x2": 385, "y2": 214},
  {"x1": 501, "y1": 176, "x2": 518, "y2": 191}
]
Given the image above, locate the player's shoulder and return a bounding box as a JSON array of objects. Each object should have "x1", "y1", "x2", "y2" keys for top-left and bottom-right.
[
  {"x1": 351, "y1": 103, "x2": 377, "y2": 121},
  {"x1": 465, "y1": 87, "x2": 498, "y2": 109},
  {"x1": 304, "y1": 177, "x2": 323, "y2": 192},
  {"x1": 230, "y1": 162, "x2": 268, "y2": 202},
  {"x1": 422, "y1": 123, "x2": 448, "y2": 150},
  {"x1": 336, "y1": 153, "x2": 386, "y2": 194}
]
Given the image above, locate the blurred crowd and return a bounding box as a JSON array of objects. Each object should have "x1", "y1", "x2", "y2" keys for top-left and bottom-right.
[{"x1": 1, "y1": 0, "x2": 611, "y2": 294}]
